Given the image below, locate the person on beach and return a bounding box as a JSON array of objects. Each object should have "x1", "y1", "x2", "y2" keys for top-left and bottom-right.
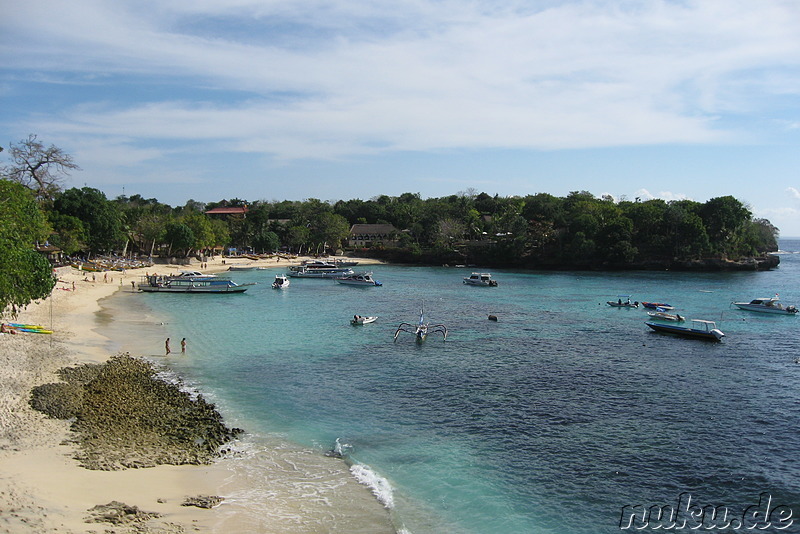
[
  {"x1": 165, "y1": 338, "x2": 171, "y2": 355},
  {"x1": 181, "y1": 338, "x2": 186, "y2": 353},
  {"x1": 1, "y1": 323, "x2": 18, "y2": 335}
]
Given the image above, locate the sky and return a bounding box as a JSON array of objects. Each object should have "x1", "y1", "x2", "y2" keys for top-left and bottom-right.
[{"x1": 2, "y1": 0, "x2": 800, "y2": 236}]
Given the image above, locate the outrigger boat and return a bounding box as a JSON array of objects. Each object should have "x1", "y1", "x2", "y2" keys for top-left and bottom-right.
[
  {"x1": 394, "y1": 304, "x2": 447, "y2": 343},
  {"x1": 646, "y1": 308, "x2": 685, "y2": 322},
  {"x1": 645, "y1": 319, "x2": 725, "y2": 341},
  {"x1": 642, "y1": 301, "x2": 674, "y2": 310}
]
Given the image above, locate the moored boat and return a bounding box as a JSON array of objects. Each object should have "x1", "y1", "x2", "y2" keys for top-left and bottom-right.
[
  {"x1": 463, "y1": 272, "x2": 498, "y2": 286},
  {"x1": 645, "y1": 319, "x2": 725, "y2": 341},
  {"x1": 732, "y1": 295, "x2": 797, "y2": 315},
  {"x1": 138, "y1": 275, "x2": 253, "y2": 293},
  {"x1": 336, "y1": 272, "x2": 382, "y2": 286},
  {"x1": 647, "y1": 309, "x2": 685, "y2": 322},
  {"x1": 287, "y1": 265, "x2": 354, "y2": 278},
  {"x1": 272, "y1": 274, "x2": 290, "y2": 289},
  {"x1": 642, "y1": 301, "x2": 674, "y2": 310},
  {"x1": 351, "y1": 315, "x2": 378, "y2": 325}
]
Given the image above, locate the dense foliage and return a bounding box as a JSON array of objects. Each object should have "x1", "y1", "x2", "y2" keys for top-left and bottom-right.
[{"x1": 0, "y1": 180, "x2": 56, "y2": 315}]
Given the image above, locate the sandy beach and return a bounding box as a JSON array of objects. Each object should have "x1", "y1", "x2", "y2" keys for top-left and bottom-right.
[{"x1": 0, "y1": 255, "x2": 389, "y2": 533}]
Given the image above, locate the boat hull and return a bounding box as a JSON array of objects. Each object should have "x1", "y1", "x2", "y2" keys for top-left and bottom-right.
[
  {"x1": 645, "y1": 322, "x2": 724, "y2": 341},
  {"x1": 733, "y1": 303, "x2": 797, "y2": 315}
]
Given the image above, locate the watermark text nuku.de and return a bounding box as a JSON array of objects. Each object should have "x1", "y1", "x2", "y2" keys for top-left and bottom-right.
[{"x1": 619, "y1": 492, "x2": 794, "y2": 530}]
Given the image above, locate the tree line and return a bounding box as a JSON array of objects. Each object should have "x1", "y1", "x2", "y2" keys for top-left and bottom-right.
[{"x1": 0, "y1": 135, "x2": 780, "y2": 313}]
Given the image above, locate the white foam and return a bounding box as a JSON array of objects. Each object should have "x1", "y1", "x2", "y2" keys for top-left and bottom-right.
[{"x1": 350, "y1": 463, "x2": 394, "y2": 509}]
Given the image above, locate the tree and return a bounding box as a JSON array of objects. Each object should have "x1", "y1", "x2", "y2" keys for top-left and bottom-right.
[
  {"x1": 163, "y1": 222, "x2": 195, "y2": 256},
  {"x1": 0, "y1": 180, "x2": 56, "y2": 315},
  {"x1": 1, "y1": 134, "x2": 79, "y2": 200},
  {"x1": 53, "y1": 187, "x2": 123, "y2": 254}
]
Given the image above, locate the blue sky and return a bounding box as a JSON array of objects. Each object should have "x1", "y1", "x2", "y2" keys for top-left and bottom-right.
[{"x1": 2, "y1": 0, "x2": 800, "y2": 236}]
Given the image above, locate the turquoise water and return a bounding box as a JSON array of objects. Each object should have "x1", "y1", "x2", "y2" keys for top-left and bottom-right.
[{"x1": 106, "y1": 242, "x2": 800, "y2": 533}]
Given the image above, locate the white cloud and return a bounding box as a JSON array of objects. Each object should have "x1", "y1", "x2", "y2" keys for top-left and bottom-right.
[
  {"x1": 787, "y1": 187, "x2": 800, "y2": 200},
  {"x1": 4, "y1": 0, "x2": 800, "y2": 160}
]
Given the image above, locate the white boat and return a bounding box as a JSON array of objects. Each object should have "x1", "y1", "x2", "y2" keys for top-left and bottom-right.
[
  {"x1": 287, "y1": 265, "x2": 355, "y2": 278},
  {"x1": 336, "y1": 272, "x2": 382, "y2": 286},
  {"x1": 732, "y1": 296, "x2": 798, "y2": 315},
  {"x1": 645, "y1": 319, "x2": 725, "y2": 341},
  {"x1": 351, "y1": 315, "x2": 377, "y2": 325},
  {"x1": 607, "y1": 295, "x2": 638, "y2": 308},
  {"x1": 647, "y1": 309, "x2": 685, "y2": 322},
  {"x1": 138, "y1": 275, "x2": 253, "y2": 293},
  {"x1": 174, "y1": 270, "x2": 218, "y2": 279},
  {"x1": 463, "y1": 273, "x2": 498, "y2": 286},
  {"x1": 272, "y1": 274, "x2": 290, "y2": 289}
]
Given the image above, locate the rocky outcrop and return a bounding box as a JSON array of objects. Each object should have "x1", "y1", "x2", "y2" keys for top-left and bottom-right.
[{"x1": 30, "y1": 353, "x2": 243, "y2": 470}]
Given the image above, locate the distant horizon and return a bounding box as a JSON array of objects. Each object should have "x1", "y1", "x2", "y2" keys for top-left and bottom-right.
[{"x1": 3, "y1": 1, "x2": 800, "y2": 234}]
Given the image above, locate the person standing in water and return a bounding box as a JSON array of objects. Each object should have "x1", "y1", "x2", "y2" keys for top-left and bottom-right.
[
  {"x1": 181, "y1": 338, "x2": 186, "y2": 354},
  {"x1": 165, "y1": 338, "x2": 171, "y2": 355}
]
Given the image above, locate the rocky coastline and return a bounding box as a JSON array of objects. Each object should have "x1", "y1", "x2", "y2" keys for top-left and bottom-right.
[{"x1": 30, "y1": 353, "x2": 243, "y2": 471}]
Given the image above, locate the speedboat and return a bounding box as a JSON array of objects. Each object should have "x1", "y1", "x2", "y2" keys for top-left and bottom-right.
[
  {"x1": 647, "y1": 309, "x2": 685, "y2": 322},
  {"x1": 732, "y1": 296, "x2": 797, "y2": 315},
  {"x1": 174, "y1": 270, "x2": 218, "y2": 280},
  {"x1": 642, "y1": 302, "x2": 674, "y2": 310},
  {"x1": 608, "y1": 295, "x2": 638, "y2": 308},
  {"x1": 351, "y1": 315, "x2": 377, "y2": 325},
  {"x1": 336, "y1": 272, "x2": 382, "y2": 286},
  {"x1": 288, "y1": 265, "x2": 355, "y2": 278},
  {"x1": 463, "y1": 273, "x2": 498, "y2": 286},
  {"x1": 272, "y1": 274, "x2": 290, "y2": 289},
  {"x1": 645, "y1": 319, "x2": 725, "y2": 341}
]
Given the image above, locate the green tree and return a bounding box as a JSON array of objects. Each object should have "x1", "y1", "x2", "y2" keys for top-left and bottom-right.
[
  {"x1": 48, "y1": 212, "x2": 86, "y2": 255},
  {"x1": 163, "y1": 222, "x2": 195, "y2": 256},
  {"x1": 0, "y1": 180, "x2": 56, "y2": 315},
  {"x1": 53, "y1": 187, "x2": 123, "y2": 254}
]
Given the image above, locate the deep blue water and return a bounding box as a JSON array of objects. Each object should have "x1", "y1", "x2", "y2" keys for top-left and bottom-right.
[{"x1": 107, "y1": 241, "x2": 800, "y2": 533}]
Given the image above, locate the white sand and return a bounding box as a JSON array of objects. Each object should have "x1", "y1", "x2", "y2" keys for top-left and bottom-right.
[{"x1": 0, "y1": 254, "x2": 387, "y2": 533}]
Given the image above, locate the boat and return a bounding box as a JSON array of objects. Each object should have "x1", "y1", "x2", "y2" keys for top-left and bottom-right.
[
  {"x1": 463, "y1": 273, "x2": 498, "y2": 286},
  {"x1": 287, "y1": 265, "x2": 355, "y2": 278},
  {"x1": 607, "y1": 295, "x2": 638, "y2": 308},
  {"x1": 138, "y1": 275, "x2": 253, "y2": 293},
  {"x1": 732, "y1": 295, "x2": 798, "y2": 315},
  {"x1": 394, "y1": 304, "x2": 447, "y2": 343},
  {"x1": 645, "y1": 319, "x2": 725, "y2": 341},
  {"x1": 272, "y1": 274, "x2": 290, "y2": 289},
  {"x1": 642, "y1": 302, "x2": 674, "y2": 310},
  {"x1": 351, "y1": 315, "x2": 378, "y2": 325},
  {"x1": 227, "y1": 265, "x2": 258, "y2": 271},
  {"x1": 174, "y1": 270, "x2": 218, "y2": 279},
  {"x1": 336, "y1": 272, "x2": 382, "y2": 286},
  {"x1": 646, "y1": 309, "x2": 685, "y2": 322}
]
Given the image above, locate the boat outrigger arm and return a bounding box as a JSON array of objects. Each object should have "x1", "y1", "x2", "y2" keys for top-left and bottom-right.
[{"x1": 394, "y1": 305, "x2": 447, "y2": 342}]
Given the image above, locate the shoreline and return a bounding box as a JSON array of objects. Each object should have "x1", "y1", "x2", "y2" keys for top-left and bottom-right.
[{"x1": 0, "y1": 254, "x2": 390, "y2": 533}]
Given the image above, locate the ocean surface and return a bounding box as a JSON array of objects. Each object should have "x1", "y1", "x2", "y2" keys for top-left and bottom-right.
[{"x1": 99, "y1": 240, "x2": 800, "y2": 533}]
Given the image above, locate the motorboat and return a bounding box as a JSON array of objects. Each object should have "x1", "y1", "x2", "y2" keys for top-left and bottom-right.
[
  {"x1": 173, "y1": 270, "x2": 218, "y2": 279},
  {"x1": 647, "y1": 309, "x2": 685, "y2": 322},
  {"x1": 642, "y1": 302, "x2": 674, "y2": 310},
  {"x1": 463, "y1": 272, "x2": 498, "y2": 286},
  {"x1": 351, "y1": 315, "x2": 378, "y2": 325},
  {"x1": 732, "y1": 296, "x2": 797, "y2": 315},
  {"x1": 272, "y1": 274, "x2": 290, "y2": 289},
  {"x1": 287, "y1": 265, "x2": 355, "y2": 278},
  {"x1": 138, "y1": 275, "x2": 253, "y2": 293},
  {"x1": 607, "y1": 295, "x2": 638, "y2": 308},
  {"x1": 336, "y1": 272, "x2": 382, "y2": 286},
  {"x1": 645, "y1": 319, "x2": 725, "y2": 341}
]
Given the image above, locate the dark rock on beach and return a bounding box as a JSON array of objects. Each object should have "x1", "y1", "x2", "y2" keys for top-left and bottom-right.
[{"x1": 29, "y1": 353, "x2": 243, "y2": 471}]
